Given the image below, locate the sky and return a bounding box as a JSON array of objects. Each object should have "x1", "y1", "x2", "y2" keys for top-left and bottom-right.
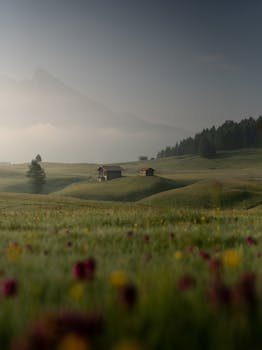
[{"x1": 0, "y1": 0, "x2": 261, "y2": 162}]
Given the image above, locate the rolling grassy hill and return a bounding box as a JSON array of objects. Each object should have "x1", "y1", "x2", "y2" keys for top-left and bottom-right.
[
  {"x1": 140, "y1": 179, "x2": 262, "y2": 209},
  {"x1": 53, "y1": 176, "x2": 189, "y2": 201},
  {"x1": 0, "y1": 148, "x2": 260, "y2": 208}
]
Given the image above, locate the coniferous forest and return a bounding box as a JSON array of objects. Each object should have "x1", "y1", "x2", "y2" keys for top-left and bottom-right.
[{"x1": 157, "y1": 116, "x2": 262, "y2": 158}]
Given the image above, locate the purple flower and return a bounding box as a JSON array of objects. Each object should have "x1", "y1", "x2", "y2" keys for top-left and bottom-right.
[
  {"x1": 208, "y1": 279, "x2": 231, "y2": 307},
  {"x1": 245, "y1": 235, "x2": 257, "y2": 245},
  {"x1": 72, "y1": 262, "x2": 86, "y2": 280},
  {"x1": 72, "y1": 257, "x2": 96, "y2": 280},
  {"x1": 233, "y1": 271, "x2": 257, "y2": 309},
  {"x1": 1, "y1": 278, "x2": 18, "y2": 297},
  {"x1": 127, "y1": 231, "x2": 133, "y2": 237},
  {"x1": 177, "y1": 274, "x2": 196, "y2": 291},
  {"x1": 199, "y1": 250, "x2": 211, "y2": 261},
  {"x1": 118, "y1": 283, "x2": 138, "y2": 309}
]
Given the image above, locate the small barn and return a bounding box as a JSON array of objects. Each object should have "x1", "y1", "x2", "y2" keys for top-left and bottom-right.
[
  {"x1": 98, "y1": 165, "x2": 122, "y2": 181},
  {"x1": 139, "y1": 167, "x2": 155, "y2": 176}
]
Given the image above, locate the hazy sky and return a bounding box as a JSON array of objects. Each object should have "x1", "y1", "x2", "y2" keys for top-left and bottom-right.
[{"x1": 0, "y1": 0, "x2": 261, "y2": 162}]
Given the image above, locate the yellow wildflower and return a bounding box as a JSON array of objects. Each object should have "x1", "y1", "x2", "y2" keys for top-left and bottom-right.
[
  {"x1": 109, "y1": 270, "x2": 127, "y2": 287},
  {"x1": 112, "y1": 340, "x2": 144, "y2": 350},
  {"x1": 6, "y1": 243, "x2": 23, "y2": 262},
  {"x1": 69, "y1": 283, "x2": 84, "y2": 300},
  {"x1": 133, "y1": 223, "x2": 138, "y2": 229},
  {"x1": 58, "y1": 333, "x2": 90, "y2": 350},
  {"x1": 223, "y1": 249, "x2": 241, "y2": 267},
  {"x1": 200, "y1": 216, "x2": 206, "y2": 223},
  {"x1": 174, "y1": 250, "x2": 183, "y2": 260}
]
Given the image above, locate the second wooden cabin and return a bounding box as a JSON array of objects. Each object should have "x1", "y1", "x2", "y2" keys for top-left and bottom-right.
[{"x1": 139, "y1": 167, "x2": 155, "y2": 176}]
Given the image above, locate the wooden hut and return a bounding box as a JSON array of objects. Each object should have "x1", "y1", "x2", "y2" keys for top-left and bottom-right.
[
  {"x1": 139, "y1": 167, "x2": 155, "y2": 176},
  {"x1": 97, "y1": 165, "x2": 122, "y2": 181}
]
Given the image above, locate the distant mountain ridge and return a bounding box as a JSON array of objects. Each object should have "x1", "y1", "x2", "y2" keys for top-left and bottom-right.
[
  {"x1": 0, "y1": 69, "x2": 186, "y2": 133},
  {"x1": 0, "y1": 69, "x2": 189, "y2": 162}
]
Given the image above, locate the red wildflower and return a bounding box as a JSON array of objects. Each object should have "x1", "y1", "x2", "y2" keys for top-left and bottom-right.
[
  {"x1": 72, "y1": 262, "x2": 86, "y2": 280},
  {"x1": 177, "y1": 274, "x2": 196, "y2": 291},
  {"x1": 72, "y1": 258, "x2": 96, "y2": 280},
  {"x1": 199, "y1": 250, "x2": 211, "y2": 261},
  {"x1": 127, "y1": 231, "x2": 133, "y2": 237},
  {"x1": 233, "y1": 271, "x2": 257, "y2": 309},
  {"x1": 1, "y1": 278, "x2": 18, "y2": 297},
  {"x1": 118, "y1": 283, "x2": 138, "y2": 309},
  {"x1": 143, "y1": 234, "x2": 150, "y2": 243},
  {"x1": 245, "y1": 235, "x2": 257, "y2": 245},
  {"x1": 208, "y1": 279, "x2": 232, "y2": 307}
]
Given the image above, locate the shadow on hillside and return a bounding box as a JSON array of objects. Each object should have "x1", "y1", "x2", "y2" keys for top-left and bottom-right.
[{"x1": 5, "y1": 176, "x2": 89, "y2": 194}]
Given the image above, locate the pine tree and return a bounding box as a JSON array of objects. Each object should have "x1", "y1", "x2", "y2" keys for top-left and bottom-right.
[
  {"x1": 26, "y1": 155, "x2": 46, "y2": 193},
  {"x1": 198, "y1": 136, "x2": 216, "y2": 158}
]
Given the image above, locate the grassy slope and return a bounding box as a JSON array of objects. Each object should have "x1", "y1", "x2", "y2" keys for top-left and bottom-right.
[
  {"x1": 53, "y1": 176, "x2": 187, "y2": 201},
  {"x1": 0, "y1": 148, "x2": 260, "y2": 207},
  {"x1": 140, "y1": 179, "x2": 262, "y2": 209}
]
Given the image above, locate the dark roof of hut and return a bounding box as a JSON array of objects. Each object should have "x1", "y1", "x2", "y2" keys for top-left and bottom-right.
[{"x1": 98, "y1": 165, "x2": 123, "y2": 171}]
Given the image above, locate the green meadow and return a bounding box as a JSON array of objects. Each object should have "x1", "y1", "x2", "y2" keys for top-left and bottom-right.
[{"x1": 0, "y1": 149, "x2": 261, "y2": 349}]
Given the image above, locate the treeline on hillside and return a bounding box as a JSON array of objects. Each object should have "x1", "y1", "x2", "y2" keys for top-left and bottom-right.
[{"x1": 157, "y1": 116, "x2": 262, "y2": 158}]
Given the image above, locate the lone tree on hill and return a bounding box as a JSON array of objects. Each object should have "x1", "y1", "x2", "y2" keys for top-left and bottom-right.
[{"x1": 27, "y1": 155, "x2": 46, "y2": 193}]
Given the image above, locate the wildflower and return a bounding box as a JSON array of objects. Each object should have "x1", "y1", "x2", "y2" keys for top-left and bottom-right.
[
  {"x1": 56, "y1": 310, "x2": 103, "y2": 336},
  {"x1": 69, "y1": 283, "x2": 84, "y2": 300},
  {"x1": 208, "y1": 278, "x2": 232, "y2": 307},
  {"x1": 177, "y1": 274, "x2": 196, "y2": 291},
  {"x1": 113, "y1": 339, "x2": 144, "y2": 350},
  {"x1": 58, "y1": 332, "x2": 90, "y2": 350},
  {"x1": 6, "y1": 242, "x2": 23, "y2": 262},
  {"x1": 72, "y1": 257, "x2": 96, "y2": 281},
  {"x1": 233, "y1": 271, "x2": 257, "y2": 310},
  {"x1": 1, "y1": 278, "x2": 18, "y2": 297},
  {"x1": 127, "y1": 231, "x2": 133, "y2": 237},
  {"x1": 169, "y1": 232, "x2": 175, "y2": 240},
  {"x1": 223, "y1": 249, "x2": 241, "y2": 267},
  {"x1": 118, "y1": 283, "x2": 138, "y2": 309},
  {"x1": 109, "y1": 271, "x2": 127, "y2": 287},
  {"x1": 73, "y1": 262, "x2": 86, "y2": 280},
  {"x1": 143, "y1": 234, "x2": 150, "y2": 243},
  {"x1": 174, "y1": 251, "x2": 183, "y2": 260},
  {"x1": 133, "y1": 223, "x2": 138, "y2": 229},
  {"x1": 200, "y1": 216, "x2": 206, "y2": 223},
  {"x1": 245, "y1": 235, "x2": 257, "y2": 245},
  {"x1": 199, "y1": 250, "x2": 211, "y2": 261}
]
